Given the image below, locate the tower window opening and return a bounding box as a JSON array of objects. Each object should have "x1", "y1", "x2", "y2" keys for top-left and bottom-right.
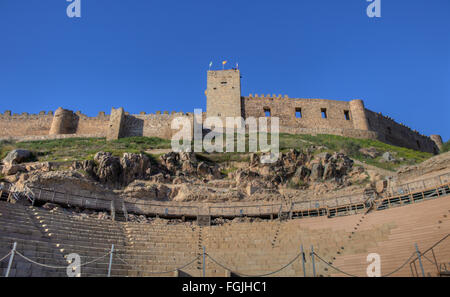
[
  {"x1": 344, "y1": 110, "x2": 350, "y2": 120},
  {"x1": 417, "y1": 140, "x2": 421, "y2": 149},
  {"x1": 321, "y1": 108, "x2": 327, "y2": 119},
  {"x1": 387, "y1": 127, "x2": 392, "y2": 135},
  {"x1": 295, "y1": 108, "x2": 302, "y2": 118},
  {"x1": 264, "y1": 108, "x2": 271, "y2": 117},
  {"x1": 221, "y1": 81, "x2": 227, "y2": 85}
]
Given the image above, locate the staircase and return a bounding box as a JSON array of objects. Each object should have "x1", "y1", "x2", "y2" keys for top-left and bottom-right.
[
  {"x1": 0, "y1": 184, "x2": 35, "y2": 205},
  {"x1": 0, "y1": 186, "x2": 9, "y2": 201}
]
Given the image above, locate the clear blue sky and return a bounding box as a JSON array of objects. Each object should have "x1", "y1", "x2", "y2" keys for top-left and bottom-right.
[{"x1": 0, "y1": 0, "x2": 449, "y2": 141}]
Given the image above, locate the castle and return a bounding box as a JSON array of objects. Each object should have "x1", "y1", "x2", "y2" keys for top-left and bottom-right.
[{"x1": 0, "y1": 69, "x2": 443, "y2": 154}]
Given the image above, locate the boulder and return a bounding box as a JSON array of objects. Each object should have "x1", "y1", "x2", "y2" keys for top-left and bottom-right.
[
  {"x1": 94, "y1": 152, "x2": 122, "y2": 186},
  {"x1": 120, "y1": 153, "x2": 151, "y2": 186},
  {"x1": 209, "y1": 165, "x2": 222, "y2": 179},
  {"x1": 359, "y1": 147, "x2": 380, "y2": 159},
  {"x1": 382, "y1": 152, "x2": 396, "y2": 163},
  {"x1": 294, "y1": 166, "x2": 310, "y2": 179},
  {"x1": 181, "y1": 160, "x2": 196, "y2": 175},
  {"x1": 316, "y1": 152, "x2": 331, "y2": 164},
  {"x1": 375, "y1": 180, "x2": 388, "y2": 194},
  {"x1": 323, "y1": 163, "x2": 336, "y2": 180},
  {"x1": 310, "y1": 164, "x2": 324, "y2": 181},
  {"x1": 172, "y1": 176, "x2": 186, "y2": 184},
  {"x1": 2, "y1": 164, "x2": 26, "y2": 176},
  {"x1": 179, "y1": 152, "x2": 196, "y2": 163},
  {"x1": 71, "y1": 160, "x2": 96, "y2": 177},
  {"x1": 197, "y1": 162, "x2": 210, "y2": 176},
  {"x1": 25, "y1": 162, "x2": 52, "y2": 173},
  {"x1": 250, "y1": 153, "x2": 259, "y2": 165},
  {"x1": 150, "y1": 172, "x2": 170, "y2": 183},
  {"x1": 122, "y1": 180, "x2": 171, "y2": 200},
  {"x1": 2, "y1": 149, "x2": 33, "y2": 165},
  {"x1": 234, "y1": 169, "x2": 259, "y2": 186},
  {"x1": 333, "y1": 153, "x2": 354, "y2": 176},
  {"x1": 160, "y1": 152, "x2": 180, "y2": 172},
  {"x1": 246, "y1": 183, "x2": 258, "y2": 196},
  {"x1": 282, "y1": 149, "x2": 302, "y2": 168}
]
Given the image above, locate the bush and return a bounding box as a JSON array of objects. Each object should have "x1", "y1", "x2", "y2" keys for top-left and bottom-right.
[{"x1": 441, "y1": 141, "x2": 450, "y2": 153}]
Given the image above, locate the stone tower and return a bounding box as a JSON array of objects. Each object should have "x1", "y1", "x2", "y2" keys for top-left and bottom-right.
[
  {"x1": 206, "y1": 69, "x2": 242, "y2": 124},
  {"x1": 49, "y1": 107, "x2": 76, "y2": 135},
  {"x1": 349, "y1": 99, "x2": 370, "y2": 131},
  {"x1": 106, "y1": 107, "x2": 125, "y2": 140}
]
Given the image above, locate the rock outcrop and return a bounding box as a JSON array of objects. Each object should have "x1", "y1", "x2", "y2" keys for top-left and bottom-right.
[
  {"x1": 71, "y1": 152, "x2": 152, "y2": 188},
  {"x1": 2, "y1": 149, "x2": 33, "y2": 165},
  {"x1": 120, "y1": 153, "x2": 151, "y2": 185}
]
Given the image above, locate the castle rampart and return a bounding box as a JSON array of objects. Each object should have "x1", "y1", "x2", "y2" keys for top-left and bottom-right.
[
  {"x1": 0, "y1": 112, "x2": 54, "y2": 138},
  {"x1": 121, "y1": 112, "x2": 193, "y2": 140},
  {"x1": 0, "y1": 69, "x2": 443, "y2": 153},
  {"x1": 349, "y1": 99, "x2": 370, "y2": 131},
  {"x1": 49, "y1": 107, "x2": 77, "y2": 135},
  {"x1": 242, "y1": 96, "x2": 355, "y2": 130}
]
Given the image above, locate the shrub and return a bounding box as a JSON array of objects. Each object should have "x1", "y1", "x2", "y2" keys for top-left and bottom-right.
[{"x1": 441, "y1": 141, "x2": 450, "y2": 153}]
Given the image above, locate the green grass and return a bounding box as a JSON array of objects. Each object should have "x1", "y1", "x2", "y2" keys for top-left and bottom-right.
[
  {"x1": 0, "y1": 134, "x2": 433, "y2": 171},
  {"x1": 278, "y1": 133, "x2": 432, "y2": 171},
  {"x1": 220, "y1": 166, "x2": 238, "y2": 176},
  {"x1": 0, "y1": 137, "x2": 171, "y2": 163}
]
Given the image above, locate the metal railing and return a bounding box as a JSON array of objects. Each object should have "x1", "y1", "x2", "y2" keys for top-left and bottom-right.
[
  {"x1": 1, "y1": 173, "x2": 449, "y2": 219},
  {"x1": 409, "y1": 234, "x2": 450, "y2": 277},
  {"x1": 3, "y1": 237, "x2": 445, "y2": 277},
  {"x1": 388, "y1": 172, "x2": 450, "y2": 196}
]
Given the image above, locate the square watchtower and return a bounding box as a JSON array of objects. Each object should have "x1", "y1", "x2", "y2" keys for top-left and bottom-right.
[{"x1": 206, "y1": 69, "x2": 242, "y2": 122}]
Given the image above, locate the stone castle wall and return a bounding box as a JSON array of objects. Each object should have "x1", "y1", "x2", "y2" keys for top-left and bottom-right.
[
  {"x1": 0, "y1": 112, "x2": 54, "y2": 138},
  {"x1": 243, "y1": 96, "x2": 355, "y2": 130},
  {"x1": 0, "y1": 108, "x2": 194, "y2": 143},
  {"x1": 75, "y1": 112, "x2": 110, "y2": 136},
  {"x1": 365, "y1": 109, "x2": 438, "y2": 154},
  {"x1": 241, "y1": 94, "x2": 439, "y2": 153},
  {"x1": 0, "y1": 69, "x2": 442, "y2": 154},
  {"x1": 122, "y1": 112, "x2": 194, "y2": 140},
  {"x1": 0, "y1": 110, "x2": 110, "y2": 140}
]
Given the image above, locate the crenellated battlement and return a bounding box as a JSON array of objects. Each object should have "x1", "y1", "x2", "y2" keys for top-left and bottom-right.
[
  {"x1": 247, "y1": 94, "x2": 289, "y2": 99},
  {"x1": 0, "y1": 111, "x2": 54, "y2": 118}
]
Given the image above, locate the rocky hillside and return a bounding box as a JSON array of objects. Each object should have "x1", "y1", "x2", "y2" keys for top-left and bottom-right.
[
  {"x1": 1, "y1": 149, "x2": 381, "y2": 204},
  {"x1": 0, "y1": 134, "x2": 441, "y2": 204}
]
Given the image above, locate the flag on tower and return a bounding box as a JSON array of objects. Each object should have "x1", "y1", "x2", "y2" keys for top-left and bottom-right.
[
  {"x1": 209, "y1": 61, "x2": 212, "y2": 70},
  {"x1": 222, "y1": 60, "x2": 227, "y2": 70}
]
